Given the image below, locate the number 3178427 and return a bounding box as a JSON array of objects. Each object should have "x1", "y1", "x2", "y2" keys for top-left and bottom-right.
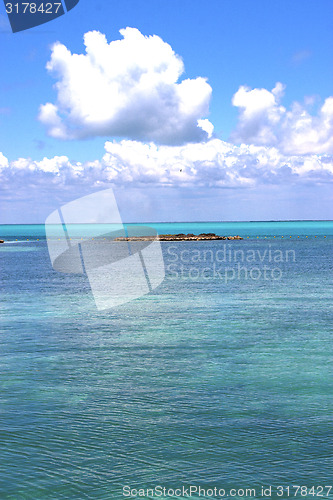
[{"x1": 5, "y1": 3, "x2": 62, "y2": 14}]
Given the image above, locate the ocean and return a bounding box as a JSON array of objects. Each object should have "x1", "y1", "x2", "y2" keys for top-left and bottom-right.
[{"x1": 0, "y1": 221, "x2": 332, "y2": 499}]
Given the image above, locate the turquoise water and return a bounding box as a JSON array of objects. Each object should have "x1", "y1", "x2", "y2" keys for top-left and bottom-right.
[
  {"x1": 0, "y1": 222, "x2": 332, "y2": 499},
  {"x1": 1, "y1": 220, "x2": 332, "y2": 241}
]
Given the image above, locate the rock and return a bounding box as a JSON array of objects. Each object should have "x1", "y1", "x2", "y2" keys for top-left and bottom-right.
[
  {"x1": 114, "y1": 233, "x2": 243, "y2": 241},
  {"x1": 0, "y1": 239, "x2": 4, "y2": 244}
]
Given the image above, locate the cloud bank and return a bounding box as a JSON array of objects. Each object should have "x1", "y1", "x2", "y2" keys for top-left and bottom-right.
[
  {"x1": 231, "y1": 83, "x2": 333, "y2": 155},
  {"x1": 39, "y1": 28, "x2": 213, "y2": 145},
  {"x1": 1, "y1": 140, "x2": 332, "y2": 193}
]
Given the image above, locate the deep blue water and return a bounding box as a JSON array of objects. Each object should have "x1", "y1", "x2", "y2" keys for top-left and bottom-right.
[{"x1": 0, "y1": 222, "x2": 332, "y2": 499}]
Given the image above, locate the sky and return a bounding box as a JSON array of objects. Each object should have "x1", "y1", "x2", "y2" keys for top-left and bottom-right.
[{"x1": 0, "y1": 0, "x2": 332, "y2": 223}]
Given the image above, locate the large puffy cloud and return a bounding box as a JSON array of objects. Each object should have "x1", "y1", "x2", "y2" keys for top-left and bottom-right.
[
  {"x1": 231, "y1": 83, "x2": 333, "y2": 155},
  {"x1": 1, "y1": 140, "x2": 332, "y2": 192},
  {"x1": 39, "y1": 28, "x2": 213, "y2": 145}
]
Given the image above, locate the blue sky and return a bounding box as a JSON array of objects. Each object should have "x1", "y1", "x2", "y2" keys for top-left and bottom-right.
[{"x1": 0, "y1": 0, "x2": 332, "y2": 223}]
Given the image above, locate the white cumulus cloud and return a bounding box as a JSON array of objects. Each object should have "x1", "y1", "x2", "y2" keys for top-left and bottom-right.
[
  {"x1": 231, "y1": 83, "x2": 333, "y2": 155},
  {"x1": 101, "y1": 139, "x2": 333, "y2": 186},
  {"x1": 0, "y1": 152, "x2": 9, "y2": 169},
  {"x1": 231, "y1": 83, "x2": 286, "y2": 146},
  {"x1": 39, "y1": 28, "x2": 213, "y2": 145},
  {"x1": 1, "y1": 140, "x2": 332, "y2": 195}
]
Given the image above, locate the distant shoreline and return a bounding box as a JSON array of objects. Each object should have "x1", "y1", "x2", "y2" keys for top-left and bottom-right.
[{"x1": 0, "y1": 220, "x2": 332, "y2": 226}]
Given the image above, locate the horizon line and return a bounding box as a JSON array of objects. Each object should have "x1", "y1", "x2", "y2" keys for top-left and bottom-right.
[{"x1": 1, "y1": 219, "x2": 333, "y2": 226}]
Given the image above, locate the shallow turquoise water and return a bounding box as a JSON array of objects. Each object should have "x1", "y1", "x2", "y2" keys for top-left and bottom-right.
[
  {"x1": 0, "y1": 223, "x2": 332, "y2": 499},
  {"x1": 1, "y1": 220, "x2": 332, "y2": 241}
]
